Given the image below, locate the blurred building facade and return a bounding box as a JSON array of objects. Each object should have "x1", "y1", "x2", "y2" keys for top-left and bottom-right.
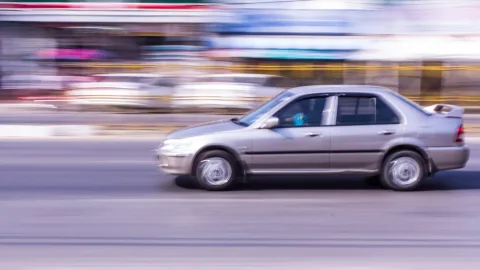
[
  {"x1": 207, "y1": 2, "x2": 374, "y2": 85},
  {"x1": 2, "y1": 0, "x2": 480, "y2": 98},
  {"x1": 0, "y1": 0, "x2": 216, "y2": 77},
  {"x1": 206, "y1": 0, "x2": 480, "y2": 96}
]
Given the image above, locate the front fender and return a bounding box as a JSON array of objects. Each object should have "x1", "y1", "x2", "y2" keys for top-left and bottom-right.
[{"x1": 190, "y1": 143, "x2": 245, "y2": 176}]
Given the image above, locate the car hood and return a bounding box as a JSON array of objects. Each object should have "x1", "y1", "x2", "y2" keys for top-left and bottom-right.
[{"x1": 165, "y1": 119, "x2": 245, "y2": 140}]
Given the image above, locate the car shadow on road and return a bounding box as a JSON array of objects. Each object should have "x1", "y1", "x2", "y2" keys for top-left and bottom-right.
[
  {"x1": 420, "y1": 170, "x2": 480, "y2": 191},
  {"x1": 174, "y1": 170, "x2": 480, "y2": 191}
]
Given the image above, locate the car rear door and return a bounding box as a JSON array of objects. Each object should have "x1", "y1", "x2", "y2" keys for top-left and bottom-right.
[
  {"x1": 330, "y1": 93, "x2": 405, "y2": 172},
  {"x1": 248, "y1": 95, "x2": 334, "y2": 173}
]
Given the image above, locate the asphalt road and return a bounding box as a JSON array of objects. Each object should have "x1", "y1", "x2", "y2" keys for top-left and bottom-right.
[
  {"x1": 2, "y1": 137, "x2": 480, "y2": 269},
  {"x1": 2, "y1": 110, "x2": 480, "y2": 126}
]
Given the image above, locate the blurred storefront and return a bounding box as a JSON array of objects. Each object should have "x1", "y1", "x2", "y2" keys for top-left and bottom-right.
[
  {"x1": 206, "y1": 4, "x2": 376, "y2": 85},
  {"x1": 3, "y1": 0, "x2": 480, "y2": 97},
  {"x1": 0, "y1": 1, "x2": 216, "y2": 77},
  {"x1": 207, "y1": 0, "x2": 480, "y2": 96}
]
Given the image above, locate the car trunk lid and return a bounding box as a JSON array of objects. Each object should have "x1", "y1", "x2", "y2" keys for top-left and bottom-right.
[{"x1": 424, "y1": 104, "x2": 465, "y2": 146}]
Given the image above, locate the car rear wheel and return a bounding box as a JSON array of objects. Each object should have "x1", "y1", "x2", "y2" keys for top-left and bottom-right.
[
  {"x1": 380, "y1": 150, "x2": 427, "y2": 191},
  {"x1": 194, "y1": 150, "x2": 237, "y2": 191}
]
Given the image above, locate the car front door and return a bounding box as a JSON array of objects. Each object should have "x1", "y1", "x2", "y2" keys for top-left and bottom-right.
[
  {"x1": 330, "y1": 94, "x2": 405, "y2": 172},
  {"x1": 248, "y1": 95, "x2": 334, "y2": 173}
]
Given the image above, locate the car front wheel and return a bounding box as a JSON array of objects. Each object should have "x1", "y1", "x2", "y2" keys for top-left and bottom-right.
[
  {"x1": 194, "y1": 150, "x2": 237, "y2": 191},
  {"x1": 380, "y1": 150, "x2": 427, "y2": 191}
]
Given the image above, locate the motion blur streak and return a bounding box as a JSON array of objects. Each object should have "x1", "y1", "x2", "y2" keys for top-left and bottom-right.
[
  {"x1": 3, "y1": 0, "x2": 480, "y2": 107},
  {"x1": 1, "y1": 138, "x2": 480, "y2": 268},
  {"x1": 2, "y1": 0, "x2": 480, "y2": 268}
]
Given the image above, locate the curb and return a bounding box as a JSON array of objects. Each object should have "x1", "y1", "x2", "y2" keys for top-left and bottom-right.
[
  {"x1": 0, "y1": 125, "x2": 176, "y2": 137},
  {"x1": 0, "y1": 125, "x2": 101, "y2": 137}
]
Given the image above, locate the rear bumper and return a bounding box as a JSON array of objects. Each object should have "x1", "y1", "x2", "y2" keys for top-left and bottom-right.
[{"x1": 428, "y1": 145, "x2": 470, "y2": 171}]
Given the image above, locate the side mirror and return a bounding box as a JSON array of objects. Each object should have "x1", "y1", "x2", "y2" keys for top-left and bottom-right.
[{"x1": 261, "y1": 117, "x2": 279, "y2": 129}]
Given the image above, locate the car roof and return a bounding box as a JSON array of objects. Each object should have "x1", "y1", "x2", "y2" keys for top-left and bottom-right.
[{"x1": 288, "y1": 85, "x2": 393, "y2": 95}]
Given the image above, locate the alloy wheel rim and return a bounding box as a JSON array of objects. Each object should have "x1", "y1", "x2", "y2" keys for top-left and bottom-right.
[
  {"x1": 389, "y1": 157, "x2": 421, "y2": 186},
  {"x1": 198, "y1": 157, "x2": 232, "y2": 186}
]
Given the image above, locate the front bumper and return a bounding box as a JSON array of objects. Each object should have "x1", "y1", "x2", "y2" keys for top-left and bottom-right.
[
  {"x1": 155, "y1": 151, "x2": 193, "y2": 175},
  {"x1": 428, "y1": 145, "x2": 470, "y2": 171}
]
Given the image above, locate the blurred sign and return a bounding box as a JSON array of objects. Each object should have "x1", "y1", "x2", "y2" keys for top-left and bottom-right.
[
  {"x1": 0, "y1": 2, "x2": 215, "y2": 23},
  {"x1": 208, "y1": 49, "x2": 354, "y2": 60},
  {"x1": 124, "y1": 24, "x2": 200, "y2": 35},
  {"x1": 391, "y1": 3, "x2": 480, "y2": 35},
  {"x1": 212, "y1": 3, "x2": 480, "y2": 36},
  {"x1": 208, "y1": 36, "x2": 370, "y2": 50},
  {"x1": 212, "y1": 8, "x2": 373, "y2": 35}
]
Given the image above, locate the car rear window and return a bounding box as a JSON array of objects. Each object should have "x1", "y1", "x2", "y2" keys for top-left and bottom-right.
[
  {"x1": 336, "y1": 96, "x2": 400, "y2": 125},
  {"x1": 387, "y1": 91, "x2": 432, "y2": 116}
]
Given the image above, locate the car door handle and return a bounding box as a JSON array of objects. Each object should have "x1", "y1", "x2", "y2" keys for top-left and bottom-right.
[
  {"x1": 304, "y1": 132, "x2": 320, "y2": 137},
  {"x1": 379, "y1": 130, "x2": 395, "y2": 135}
]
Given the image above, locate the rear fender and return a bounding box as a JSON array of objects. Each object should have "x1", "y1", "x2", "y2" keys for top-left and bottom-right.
[{"x1": 379, "y1": 138, "x2": 432, "y2": 174}]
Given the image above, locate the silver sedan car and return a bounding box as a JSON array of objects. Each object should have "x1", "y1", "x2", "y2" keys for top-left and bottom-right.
[{"x1": 156, "y1": 85, "x2": 469, "y2": 191}]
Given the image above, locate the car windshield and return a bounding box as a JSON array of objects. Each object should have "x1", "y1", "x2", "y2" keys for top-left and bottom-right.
[{"x1": 237, "y1": 91, "x2": 295, "y2": 126}]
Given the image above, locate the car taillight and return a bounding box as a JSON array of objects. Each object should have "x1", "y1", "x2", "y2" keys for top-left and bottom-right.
[{"x1": 455, "y1": 124, "x2": 465, "y2": 143}]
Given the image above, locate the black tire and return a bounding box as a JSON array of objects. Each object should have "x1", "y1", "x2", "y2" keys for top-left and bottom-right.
[
  {"x1": 380, "y1": 150, "x2": 427, "y2": 191},
  {"x1": 364, "y1": 175, "x2": 383, "y2": 188},
  {"x1": 193, "y1": 150, "x2": 237, "y2": 191}
]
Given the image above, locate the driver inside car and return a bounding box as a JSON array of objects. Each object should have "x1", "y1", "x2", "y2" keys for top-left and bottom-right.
[{"x1": 279, "y1": 100, "x2": 311, "y2": 127}]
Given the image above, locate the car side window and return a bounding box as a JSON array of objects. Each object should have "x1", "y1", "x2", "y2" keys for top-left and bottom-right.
[
  {"x1": 274, "y1": 96, "x2": 327, "y2": 128},
  {"x1": 336, "y1": 96, "x2": 400, "y2": 126},
  {"x1": 375, "y1": 97, "x2": 401, "y2": 125}
]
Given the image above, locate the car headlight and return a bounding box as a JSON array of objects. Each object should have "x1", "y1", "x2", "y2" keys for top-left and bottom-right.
[{"x1": 159, "y1": 139, "x2": 193, "y2": 155}]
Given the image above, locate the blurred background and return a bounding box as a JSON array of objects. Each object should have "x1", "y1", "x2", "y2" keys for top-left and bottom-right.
[
  {"x1": 4, "y1": 2, "x2": 480, "y2": 269},
  {"x1": 2, "y1": 0, "x2": 480, "y2": 113}
]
